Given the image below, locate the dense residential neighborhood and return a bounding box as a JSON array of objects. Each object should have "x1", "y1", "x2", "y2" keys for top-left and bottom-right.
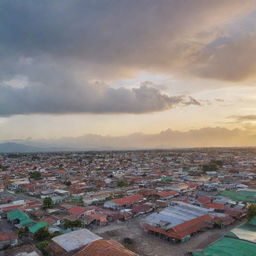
[{"x1": 0, "y1": 149, "x2": 256, "y2": 256}]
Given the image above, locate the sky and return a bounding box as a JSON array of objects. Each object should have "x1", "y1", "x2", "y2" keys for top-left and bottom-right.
[{"x1": 1, "y1": 0, "x2": 256, "y2": 147}]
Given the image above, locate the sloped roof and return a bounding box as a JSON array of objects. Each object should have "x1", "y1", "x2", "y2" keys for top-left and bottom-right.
[
  {"x1": 68, "y1": 206, "x2": 86, "y2": 215},
  {"x1": 192, "y1": 237, "x2": 256, "y2": 256},
  {"x1": 144, "y1": 214, "x2": 213, "y2": 240},
  {"x1": 0, "y1": 233, "x2": 17, "y2": 241},
  {"x1": 7, "y1": 209, "x2": 29, "y2": 221},
  {"x1": 111, "y1": 195, "x2": 144, "y2": 206},
  {"x1": 29, "y1": 222, "x2": 48, "y2": 233},
  {"x1": 74, "y1": 239, "x2": 138, "y2": 256},
  {"x1": 197, "y1": 196, "x2": 211, "y2": 204},
  {"x1": 144, "y1": 202, "x2": 212, "y2": 230},
  {"x1": 167, "y1": 214, "x2": 213, "y2": 239},
  {"x1": 205, "y1": 203, "x2": 225, "y2": 209},
  {"x1": 52, "y1": 229, "x2": 102, "y2": 252},
  {"x1": 157, "y1": 191, "x2": 178, "y2": 198}
]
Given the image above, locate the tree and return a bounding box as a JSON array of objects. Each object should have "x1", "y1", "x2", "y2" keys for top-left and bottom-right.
[
  {"x1": 117, "y1": 180, "x2": 128, "y2": 187},
  {"x1": 123, "y1": 237, "x2": 134, "y2": 245},
  {"x1": 34, "y1": 227, "x2": 50, "y2": 241},
  {"x1": 63, "y1": 219, "x2": 82, "y2": 229},
  {"x1": 29, "y1": 171, "x2": 42, "y2": 180},
  {"x1": 64, "y1": 180, "x2": 72, "y2": 186},
  {"x1": 214, "y1": 219, "x2": 223, "y2": 228},
  {"x1": 202, "y1": 164, "x2": 217, "y2": 172},
  {"x1": 18, "y1": 226, "x2": 29, "y2": 238},
  {"x1": 247, "y1": 204, "x2": 256, "y2": 220},
  {"x1": 36, "y1": 240, "x2": 50, "y2": 256},
  {"x1": 43, "y1": 197, "x2": 53, "y2": 209}
]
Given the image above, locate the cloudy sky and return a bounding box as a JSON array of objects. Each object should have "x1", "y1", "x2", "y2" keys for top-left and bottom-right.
[{"x1": 1, "y1": 0, "x2": 256, "y2": 146}]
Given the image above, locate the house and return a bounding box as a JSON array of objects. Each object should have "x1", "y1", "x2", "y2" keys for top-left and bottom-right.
[
  {"x1": 74, "y1": 239, "x2": 139, "y2": 256},
  {"x1": 7, "y1": 209, "x2": 34, "y2": 227},
  {"x1": 104, "y1": 194, "x2": 144, "y2": 209},
  {"x1": 0, "y1": 233, "x2": 18, "y2": 249},
  {"x1": 144, "y1": 202, "x2": 214, "y2": 241},
  {"x1": 157, "y1": 190, "x2": 179, "y2": 200},
  {"x1": 48, "y1": 229, "x2": 102, "y2": 256},
  {"x1": 68, "y1": 206, "x2": 86, "y2": 217}
]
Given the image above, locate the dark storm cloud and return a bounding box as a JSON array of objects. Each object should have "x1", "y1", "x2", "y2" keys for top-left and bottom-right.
[
  {"x1": 0, "y1": 0, "x2": 255, "y2": 116},
  {"x1": 0, "y1": 80, "x2": 200, "y2": 116},
  {"x1": 1, "y1": 0, "x2": 254, "y2": 71}
]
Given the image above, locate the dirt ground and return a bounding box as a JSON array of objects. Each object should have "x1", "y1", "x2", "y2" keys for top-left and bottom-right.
[{"x1": 94, "y1": 216, "x2": 244, "y2": 256}]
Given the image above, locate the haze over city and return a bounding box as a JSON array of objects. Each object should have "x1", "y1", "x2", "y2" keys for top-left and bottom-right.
[{"x1": 1, "y1": 0, "x2": 256, "y2": 149}]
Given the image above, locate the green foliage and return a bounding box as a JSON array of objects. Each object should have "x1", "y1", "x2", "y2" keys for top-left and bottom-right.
[
  {"x1": 123, "y1": 237, "x2": 134, "y2": 245},
  {"x1": 117, "y1": 180, "x2": 128, "y2": 187},
  {"x1": 18, "y1": 226, "x2": 29, "y2": 238},
  {"x1": 34, "y1": 227, "x2": 50, "y2": 241},
  {"x1": 43, "y1": 197, "x2": 53, "y2": 209},
  {"x1": 106, "y1": 195, "x2": 114, "y2": 201},
  {"x1": 202, "y1": 163, "x2": 217, "y2": 172},
  {"x1": 29, "y1": 171, "x2": 42, "y2": 180},
  {"x1": 64, "y1": 180, "x2": 72, "y2": 186},
  {"x1": 215, "y1": 219, "x2": 223, "y2": 228},
  {"x1": 0, "y1": 164, "x2": 8, "y2": 171},
  {"x1": 247, "y1": 204, "x2": 256, "y2": 220},
  {"x1": 50, "y1": 231, "x2": 63, "y2": 238},
  {"x1": 36, "y1": 240, "x2": 50, "y2": 256},
  {"x1": 63, "y1": 219, "x2": 82, "y2": 229}
]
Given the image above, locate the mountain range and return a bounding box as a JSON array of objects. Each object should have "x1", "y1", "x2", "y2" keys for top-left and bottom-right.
[{"x1": 1, "y1": 127, "x2": 256, "y2": 153}]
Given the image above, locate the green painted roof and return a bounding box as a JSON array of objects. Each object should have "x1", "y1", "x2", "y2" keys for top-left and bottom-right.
[
  {"x1": 220, "y1": 190, "x2": 256, "y2": 203},
  {"x1": 7, "y1": 209, "x2": 29, "y2": 221},
  {"x1": 249, "y1": 216, "x2": 256, "y2": 226},
  {"x1": 29, "y1": 222, "x2": 48, "y2": 233},
  {"x1": 19, "y1": 218, "x2": 35, "y2": 226},
  {"x1": 161, "y1": 176, "x2": 172, "y2": 182},
  {"x1": 192, "y1": 237, "x2": 256, "y2": 256}
]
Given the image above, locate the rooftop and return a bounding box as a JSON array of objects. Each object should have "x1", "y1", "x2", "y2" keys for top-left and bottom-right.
[
  {"x1": 193, "y1": 237, "x2": 256, "y2": 256},
  {"x1": 52, "y1": 229, "x2": 102, "y2": 252}
]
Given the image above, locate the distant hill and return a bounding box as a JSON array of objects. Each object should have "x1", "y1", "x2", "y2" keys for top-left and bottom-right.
[
  {"x1": 0, "y1": 142, "x2": 43, "y2": 153},
  {"x1": 1, "y1": 126, "x2": 256, "y2": 152}
]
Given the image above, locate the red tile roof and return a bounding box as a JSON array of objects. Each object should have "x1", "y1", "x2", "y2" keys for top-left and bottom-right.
[
  {"x1": 53, "y1": 169, "x2": 66, "y2": 174},
  {"x1": 186, "y1": 182, "x2": 199, "y2": 188},
  {"x1": 167, "y1": 214, "x2": 213, "y2": 239},
  {"x1": 68, "y1": 206, "x2": 86, "y2": 215},
  {"x1": 0, "y1": 233, "x2": 17, "y2": 241},
  {"x1": 41, "y1": 217, "x2": 56, "y2": 225},
  {"x1": 157, "y1": 191, "x2": 178, "y2": 198},
  {"x1": 111, "y1": 195, "x2": 144, "y2": 206},
  {"x1": 144, "y1": 214, "x2": 214, "y2": 240},
  {"x1": 74, "y1": 239, "x2": 138, "y2": 256},
  {"x1": 87, "y1": 213, "x2": 108, "y2": 223},
  {"x1": 197, "y1": 196, "x2": 211, "y2": 204},
  {"x1": 205, "y1": 203, "x2": 225, "y2": 209},
  {"x1": 2, "y1": 205, "x2": 24, "y2": 212}
]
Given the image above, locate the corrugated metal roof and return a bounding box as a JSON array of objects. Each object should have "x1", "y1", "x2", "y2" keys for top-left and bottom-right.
[
  {"x1": 144, "y1": 202, "x2": 212, "y2": 230},
  {"x1": 52, "y1": 229, "x2": 102, "y2": 252}
]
